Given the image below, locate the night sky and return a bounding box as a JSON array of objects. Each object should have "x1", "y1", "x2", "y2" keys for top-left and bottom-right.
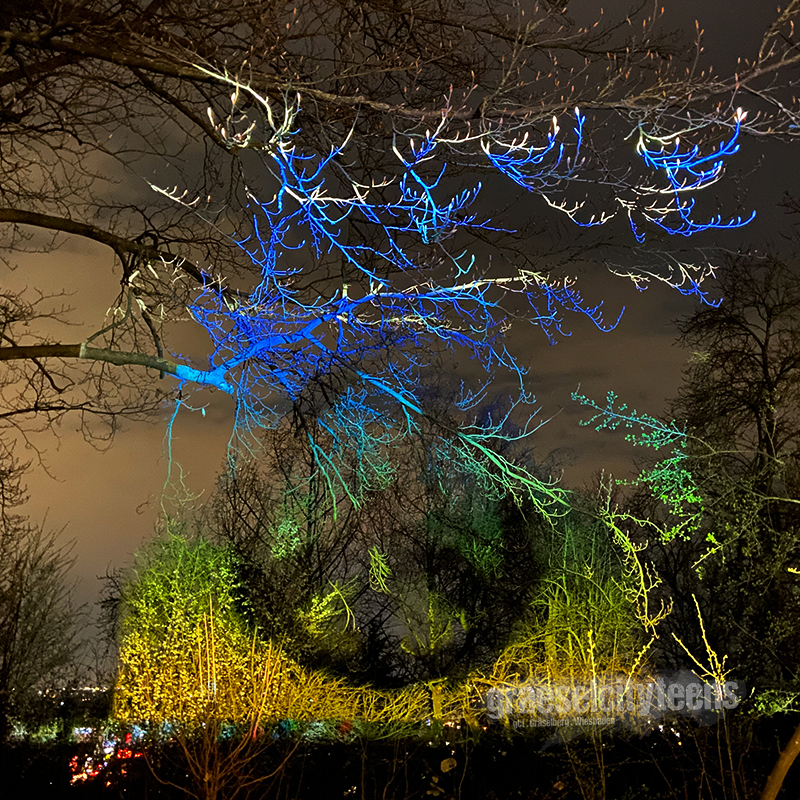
[{"x1": 9, "y1": 0, "x2": 799, "y2": 612}]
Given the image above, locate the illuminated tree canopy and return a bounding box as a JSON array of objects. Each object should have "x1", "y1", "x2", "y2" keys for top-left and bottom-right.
[
  {"x1": 2, "y1": 0, "x2": 800, "y2": 507},
  {"x1": 0, "y1": 77, "x2": 762, "y2": 509},
  {"x1": 142, "y1": 73, "x2": 753, "y2": 507}
]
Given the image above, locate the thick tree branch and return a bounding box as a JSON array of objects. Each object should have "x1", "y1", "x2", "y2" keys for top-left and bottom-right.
[
  {"x1": 0, "y1": 207, "x2": 206, "y2": 284},
  {"x1": 761, "y1": 719, "x2": 800, "y2": 800},
  {"x1": 0, "y1": 344, "x2": 234, "y2": 393}
]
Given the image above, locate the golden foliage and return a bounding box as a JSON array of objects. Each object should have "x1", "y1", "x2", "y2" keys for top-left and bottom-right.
[{"x1": 114, "y1": 525, "x2": 665, "y2": 733}]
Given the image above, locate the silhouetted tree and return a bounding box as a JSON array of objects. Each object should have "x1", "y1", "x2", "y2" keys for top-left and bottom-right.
[
  {"x1": 208, "y1": 410, "x2": 546, "y2": 685},
  {"x1": 0, "y1": 441, "x2": 80, "y2": 743}
]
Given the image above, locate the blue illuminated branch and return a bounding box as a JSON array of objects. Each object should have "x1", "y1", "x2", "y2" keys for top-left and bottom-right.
[
  {"x1": 629, "y1": 107, "x2": 755, "y2": 240},
  {"x1": 481, "y1": 109, "x2": 619, "y2": 230},
  {"x1": 169, "y1": 105, "x2": 624, "y2": 439},
  {"x1": 604, "y1": 250, "x2": 724, "y2": 307},
  {"x1": 147, "y1": 68, "x2": 755, "y2": 510},
  {"x1": 152, "y1": 103, "x2": 604, "y2": 508},
  {"x1": 636, "y1": 109, "x2": 745, "y2": 189},
  {"x1": 481, "y1": 109, "x2": 585, "y2": 192},
  {"x1": 483, "y1": 106, "x2": 754, "y2": 242}
]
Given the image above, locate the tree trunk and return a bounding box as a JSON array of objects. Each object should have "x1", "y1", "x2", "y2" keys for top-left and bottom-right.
[{"x1": 761, "y1": 719, "x2": 800, "y2": 800}]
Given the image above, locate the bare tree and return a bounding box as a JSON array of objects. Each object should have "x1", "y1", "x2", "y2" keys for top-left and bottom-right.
[
  {"x1": 672, "y1": 253, "x2": 800, "y2": 486},
  {"x1": 0, "y1": 440, "x2": 80, "y2": 743},
  {"x1": 664, "y1": 254, "x2": 800, "y2": 800}
]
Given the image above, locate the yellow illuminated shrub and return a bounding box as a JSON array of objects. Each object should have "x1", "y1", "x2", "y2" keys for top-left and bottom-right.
[{"x1": 114, "y1": 523, "x2": 664, "y2": 733}]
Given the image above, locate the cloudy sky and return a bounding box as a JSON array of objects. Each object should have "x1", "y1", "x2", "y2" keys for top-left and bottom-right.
[{"x1": 8, "y1": 0, "x2": 800, "y2": 613}]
